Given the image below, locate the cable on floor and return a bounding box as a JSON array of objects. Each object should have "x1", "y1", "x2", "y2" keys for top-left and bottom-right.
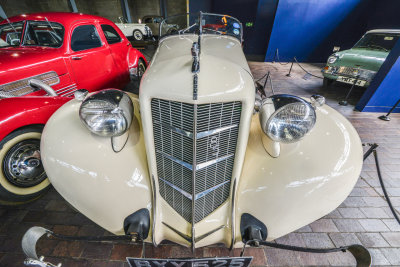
[{"x1": 363, "y1": 143, "x2": 400, "y2": 225}]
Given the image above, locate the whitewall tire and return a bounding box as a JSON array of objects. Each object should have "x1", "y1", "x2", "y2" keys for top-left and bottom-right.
[
  {"x1": 0, "y1": 126, "x2": 50, "y2": 205},
  {"x1": 133, "y1": 30, "x2": 143, "y2": 41}
]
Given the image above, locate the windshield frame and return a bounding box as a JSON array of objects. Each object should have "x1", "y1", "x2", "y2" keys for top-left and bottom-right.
[
  {"x1": 159, "y1": 12, "x2": 243, "y2": 42},
  {"x1": 353, "y1": 32, "x2": 400, "y2": 52}
]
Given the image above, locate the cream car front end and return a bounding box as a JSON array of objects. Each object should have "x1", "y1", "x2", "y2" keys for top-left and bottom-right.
[{"x1": 38, "y1": 13, "x2": 363, "y2": 256}]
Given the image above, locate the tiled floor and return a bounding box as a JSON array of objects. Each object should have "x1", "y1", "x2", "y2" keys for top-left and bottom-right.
[{"x1": 1, "y1": 62, "x2": 399, "y2": 266}]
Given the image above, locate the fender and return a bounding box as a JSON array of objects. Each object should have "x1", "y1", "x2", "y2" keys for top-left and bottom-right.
[
  {"x1": 127, "y1": 47, "x2": 148, "y2": 69},
  {"x1": 41, "y1": 94, "x2": 152, "y2": 237},
  {"x1": 41, "y1": 93, "x2": 362, "y2": 248},
  {"x1": 234, "y1": 103, "x2": 363, "y2": 245},
  {"x1": 0, "y1": 96, "x2": 71, "y2": 142}
]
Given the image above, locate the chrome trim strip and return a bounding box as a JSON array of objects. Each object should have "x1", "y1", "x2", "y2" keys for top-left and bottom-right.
[
  {"x1": 196, "y1": 154, "x2": 234, "y2": 170},
  {"x1": 230, "y1": 178, "x2": 237, "y2": 250},
  {"x1": 160, "y1": 178, "x2": 230, "y2": 201},
  {"x1": 196, "y1": 125, "x2": 238, "y2": 139},
  {"x1": 153, "y1": 120, "x2": 193, "y2": 138},
  {"x1": 191, "y1": 103, "x2": 197, "y2": 252},
  {"x1": 153, "y1": 121, "x2": 237, "y2": 140},
  {"x1": 56, "y1": 84, "x2": 77, "y2": 94},
  {"x1": 162, "y1": 222, "x2": 191, "y2": 242},
  {"x1": 195, "y1": 225, "x2": 225, "y2": 243},
  {"x1": 157, "y1": 150, "x2": 233, "y2": 171},
  {"x1": 58, "y1": 88, "x2": 76, "y2": 96},
  {"x1": 159, "y1": 177, "x2": 192, "y2": 200},
  {"x1": 63, "y1": 91, "x2": 78, "y2": 97},
  {"x1": 195, "y1": 180, "x2": 230, "y2": 200},
  {"x1": 55, "y1": 83, "x2": 75, "y2": 91},
  {"x1": 151, "y1": 175, "x2": 158, "y2": 247},
  {"x1": 0, "y1": 71, "x2": 59, "y2": 88},
  {"x1": 156, "y1": 150, "x2": 193, "y2": 170}
]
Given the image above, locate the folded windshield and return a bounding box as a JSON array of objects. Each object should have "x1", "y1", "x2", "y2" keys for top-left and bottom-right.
[
  {"x1": 159, "y1": 12, "x2": 242, "y2": 41},
  {"x1": 354, "y1": 33, "x2": 400, "y2": 52}
]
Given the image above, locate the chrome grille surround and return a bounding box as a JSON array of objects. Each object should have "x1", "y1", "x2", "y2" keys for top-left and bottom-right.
[
  {"x1": 151, "y1": 99, "x2": 241, "y2": 223},
  {"x1": 0, "y1": 71, "x2": 60, "y2": 98},
  {"x1": 337, "y1": 66, "x2": 376, "y2": 81}
]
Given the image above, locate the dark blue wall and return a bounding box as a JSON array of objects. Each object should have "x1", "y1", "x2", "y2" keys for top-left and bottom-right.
[
  {"x1": 189, "y1": 0, "x2": 212, "y2": 13},
  {"x1": 356, "y1": 39, "x2": 400, "y2": 113},
  {"x1": 189, "y1": 0, "x2": 278, "y2": 61},
  {"x1": 265, "y1": 0, "x2": 364, "y2": 62}
]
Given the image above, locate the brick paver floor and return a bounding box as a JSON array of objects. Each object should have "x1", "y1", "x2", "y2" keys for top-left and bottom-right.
[{"x1": 0, "y1": 62, "x2": 399, "y2": 266}]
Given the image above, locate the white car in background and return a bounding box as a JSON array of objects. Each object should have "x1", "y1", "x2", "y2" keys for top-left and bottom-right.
[{"x1": 115, "y1": 17, "x2": 152, "y2": 41}]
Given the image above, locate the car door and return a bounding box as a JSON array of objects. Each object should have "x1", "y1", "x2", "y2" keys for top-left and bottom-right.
[
  {"x1": 68, "y1": 22, "x2": 118, "y2": 91},
  {"x1": 100, "y1": 23, "x2": 130, "y2": 87}
]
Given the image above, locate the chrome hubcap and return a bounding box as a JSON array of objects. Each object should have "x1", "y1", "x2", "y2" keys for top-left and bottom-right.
[
  {"x1": 134, "y1": 31, "x2": 143, "y2": 40},
  {"x1": 3, "y1": 139, "x2": 46, "y2": 187}
]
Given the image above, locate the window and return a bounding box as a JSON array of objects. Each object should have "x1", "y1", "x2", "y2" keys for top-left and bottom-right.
[
  {"x1": 71, "y1": 25, "x2": 102, "y2": 52},
  {"x1": 144, "y1": 17, "x2": 152, "y2": 23},
  {"x1": 23, "y1": 21, "x2": 64, "y2": 47},
  {"x1": 101, "y1": 24, "x2": 122, "y2": 45}
]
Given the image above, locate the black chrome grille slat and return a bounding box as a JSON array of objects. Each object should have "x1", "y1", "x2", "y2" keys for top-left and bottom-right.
[{"x1": 151, "y1": 99, "x2": 241, "y2": 223}]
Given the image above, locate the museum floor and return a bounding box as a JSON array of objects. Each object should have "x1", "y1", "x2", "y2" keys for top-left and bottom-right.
[{"x1": 0, "y1": 62, "x2": 399, "y2": 267}]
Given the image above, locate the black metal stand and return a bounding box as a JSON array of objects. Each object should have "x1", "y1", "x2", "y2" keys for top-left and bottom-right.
[
  {"x1": 286, "y1": 61, "x2": 294, "y2": 77},
  {"x1": 378, "y1": 98, "x2": 400, "y2": 121},
  {"x1": 339, "y1": 76, "x2": 360, "y2": 106}
]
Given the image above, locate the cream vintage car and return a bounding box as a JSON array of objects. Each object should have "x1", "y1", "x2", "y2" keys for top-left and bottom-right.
[
  {"x1": 22, "y1": 13, "x2": 370, "y2": 267},
  {"x1": 115, "y1": 16, "x2": 153, "y2": 41}
]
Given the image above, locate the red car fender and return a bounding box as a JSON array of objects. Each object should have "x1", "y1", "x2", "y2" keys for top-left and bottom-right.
[
  {"x1": 127, "y1": 47, "x2": 148, "y2": 70},
  {"x1": 0, "y1": 96, "x2": 71, "y2": 143}
]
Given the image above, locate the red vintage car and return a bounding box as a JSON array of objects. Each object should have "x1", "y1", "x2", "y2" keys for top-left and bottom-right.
[{"x1": 0, "y1": 12, "x2": 147, "y2": 205}]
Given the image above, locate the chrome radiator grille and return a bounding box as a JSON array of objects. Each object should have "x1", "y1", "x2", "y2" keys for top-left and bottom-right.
[
  {"x1": 151, "y1": 99, "x2": 241, "y2": 223},
  {"x1": 338, "y1": 66, "x2": 356, "y2": 76}
]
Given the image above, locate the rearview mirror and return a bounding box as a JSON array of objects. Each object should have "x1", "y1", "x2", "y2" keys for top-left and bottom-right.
[{"x1": 333, "y1": 46, "x2": 340, "y2": 52}]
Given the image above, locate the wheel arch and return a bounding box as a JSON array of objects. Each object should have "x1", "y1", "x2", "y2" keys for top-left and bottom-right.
[
  {"x1": 0, "y1": 96, "x2": 71, "y2": 143},
  {"x1": 127, "y1": 47, "x2": 148, "y2": 70},
  {"x1": 0, "y1": 124, "x2": 44, "y2": 150}
]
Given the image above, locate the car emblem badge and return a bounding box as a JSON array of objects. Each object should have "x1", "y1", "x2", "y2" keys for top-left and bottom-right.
[{"x1": 209, "y1": 136, "x2": 219, "y2": 156}]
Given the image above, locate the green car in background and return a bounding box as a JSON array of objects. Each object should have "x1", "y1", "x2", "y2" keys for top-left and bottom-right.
[{"x1": 322, "y1": 29, "x2": 400, "y2": 88}]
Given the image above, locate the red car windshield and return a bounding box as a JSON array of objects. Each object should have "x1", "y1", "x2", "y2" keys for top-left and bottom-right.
[
  {"x1": 0, "y1": 21, "x2": 24, "y2": 47},
  {"x1": 0, "y1": 20, "x2": 64, "y2": 48}
]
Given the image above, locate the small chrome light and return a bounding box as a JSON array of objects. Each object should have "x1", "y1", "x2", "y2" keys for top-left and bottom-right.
[
  {"x1": 327, "y1": 55, "x2": 337, "y2": 64},
  {"x1": 74, "y1": 89, "x2": 88, "y2": 101},
  {"x1": 310, "y1": 94, "x2": 325, "y2": 107},
  {"x1": 79, "y1": 89, "x2": 133, "y2": 137}
]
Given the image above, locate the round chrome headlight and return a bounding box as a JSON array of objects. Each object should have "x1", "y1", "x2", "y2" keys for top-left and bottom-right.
[
  {"x1": 79, "y1": 89, "x2": 133, "y2": 137},
  {"x1": 260, "y1": 95, "x2": 316, "y2": 143},
  {"x1": 327, "y1": 55, "x2": 337, "y2": 64}
]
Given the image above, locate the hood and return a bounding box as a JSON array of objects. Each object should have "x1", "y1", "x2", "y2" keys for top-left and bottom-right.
[
  {"x1": 140, "y1": 34, "x2": 253, "y2": 103},
  {"x1": 0, "y1": 47, "x2": 67, "y2": 85},
  {"x1": 333, "y1": 48, "x2": 388, "y2": 71}
]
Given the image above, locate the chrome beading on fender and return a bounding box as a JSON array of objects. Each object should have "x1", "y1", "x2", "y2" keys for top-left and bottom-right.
[{"x1": 151, "y1": 174, "x2": 158, "y2": 247}]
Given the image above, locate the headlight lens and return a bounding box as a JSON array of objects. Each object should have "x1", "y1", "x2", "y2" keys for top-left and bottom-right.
[
  {"x1": 79, "y1": 89, "x2": 133, "y2": 137},
  {"x1": 262, "y1": 96, "x2": 316, "y2": 143},
  {"x1": 327, "y1": 55, "x2": 337, "y2": 64}
]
